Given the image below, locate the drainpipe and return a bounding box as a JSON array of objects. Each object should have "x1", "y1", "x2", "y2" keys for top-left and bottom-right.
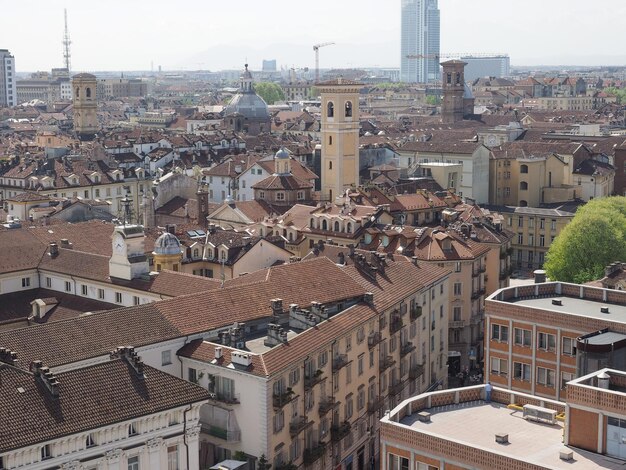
[{"x1": 183, "y1": 404, "x2": 192, "y2": 470}]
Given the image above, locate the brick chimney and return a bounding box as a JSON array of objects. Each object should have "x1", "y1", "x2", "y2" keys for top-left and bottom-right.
[
  {"x1": 288, "y1": 304, "x2": 319, "y2": 331},
  {"x1": 264, "y1": 323, "x2": 288, "y2": 347},
  {"x1": 0, "y1": 348, "x2": 18, "y2": 366},
  {"x1": 30, "y1": 360, "x2": 60, "y2": 397},
  {"x1": 270, "y1": 298, "x2": 284, "y2": 317},
  {"x1": 110, "y1": 346, "x2": 145, "y2": 377}
]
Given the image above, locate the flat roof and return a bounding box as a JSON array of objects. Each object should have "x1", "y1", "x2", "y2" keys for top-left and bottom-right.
[
  {"x1": 399, "y1": 401, "x2": 624, "y2": 469},
  {"x1": 507, "y1": 296, "x2": 626, "y2": 323}
]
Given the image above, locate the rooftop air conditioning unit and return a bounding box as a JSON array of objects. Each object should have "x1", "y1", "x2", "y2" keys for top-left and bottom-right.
[{"x1": 523, "y1": 404, "x2": 557, "y2": 425}]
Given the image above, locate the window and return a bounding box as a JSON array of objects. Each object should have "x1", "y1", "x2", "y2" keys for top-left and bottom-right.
[
  {"x1": 520, "y1": 181, "x2": 528, "y2": 190},
  {"x1": 561, "y1": 371, "x2": 574, "y2": 389},
  {"x1": 514, "y1": 328, "x2": 531, "y2": 347},
  {"x1": 98, "y1": 288, "x2": 105, "y2": 300},
  {"x1": 453, "y1": 282, "x2": 462, "y2": 296},
  {"x1": 46, "y1": 277, "x2": 52, "y2": 288},
  {"x1": 319, "y1": 350, "x2": 328, "y2": 367},
  {"x1": 357, "y1": 386, "x2": 365, "y2": 410},
  {"x1": 41, "y1": 444, "x2": 52, "y2": 460},
  {"x1": 128, "y1": 456, "x2": 139, "y2": 470},
  {"x1": 537, "y1": 367, "x2": 555, "y2": 387},
  {"x1": 518, "y1": 217, "x2": 523, "y2": 228},
  {"x1": 65, "y1": 281, "x2": 72, "y2": 292},
  {"x1": 273, "y1": 409, "x2": 284, "y2": 433},
  {"x1": 167, "y1": 446, "x2": 179, "y2": 470},
  {"x1": 540, "y1": 218, "x2": 545, "y2": 229},
  {"x1": 562, "y1": 337, "x2": 575, "y2": 356},
  {"x1": 328, "y1": 160, "x2": 332, "y2": 169},
  {"x1": 345, "y1": 395, "x2": 354, "y2": 419},
  {"x1": 289, "y1": 367, "x2": 300, "y2": 386},
  {"x1": 276, "y1": 192, "x2": 285, "y2": 201},
  {"x1": 81, "y1": 284, "x2": 88, "y2": 296},
  {"x1": 520, "y1": 164, "x2": 528, "y2": 174},
  {"x1": 513, "y1": 362, "x2": 531, "y2": 381},
  {"x1": 86, "y1": 433, "x2": 96, "y2": 448},
  {"x1": 22, "y1": 277, "x2": 30, "y2": 288},
  {"x1": 188, "y1": 367, "x2": 197, "y2": 383},
  {"x1": 358, "y1": 354, "x2": 364, "y2": 375},
  {"x1": 454, "y1": 262, "x2": 461, "y2": 272},
  {"x1": 551, "y1": 219, "x2": 556, "y2": 231},
  {"x1": 289, "y1": 437, "x2": 301, "y2": 461},
  {"x1": 297, "y1": 191, "x2": 304, "y2": 200},
  {"x1": 538, "y1": 332, "x2": 556, "y2": 351},
  {"x1": 133, "y1": 295, "x2": 140, "y2": 306},
  {"x1": 517, "y1": 233, "x2": 523, "y2": 244},
  {"x1": 453, "y1": 306, "x2": 461, "y2": 321},
  {"x1": 162, "y1": 350, "x2": 172, "y2": 366},
  {"x1": 491, "y1": 357, "x2": 508, "y2": 376},
  {"x1": 539, "y1": 235, "x2": 545, "y2": 247},
  {"x1": 491, "y1": 324, "x2": 509, "y2": 342},
  {"x1": 388, "y1": 454, "x2": 410, "y2": 470},
  {"x1": 346, "y1": 363, "x2": 352, "y2": 384},
  {"x1": 115, "y1": 292, "x2": 123, "y2": 304},
  {"x1": 345, "y1": 101, "x2": 352, "y2": 117}
]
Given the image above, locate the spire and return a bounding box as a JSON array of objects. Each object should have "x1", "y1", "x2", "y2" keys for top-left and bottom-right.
[{"x1": 241, "y1": 63, "x2": 253, "y2": 93}]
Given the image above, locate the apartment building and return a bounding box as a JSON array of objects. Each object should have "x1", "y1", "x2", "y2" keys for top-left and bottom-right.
[
  {"x1": 0, "y1": 49, "x2": 17, "y2": 107},
  {"x1": 485, "y1": 279, "x2": 626, "y2": 401},
  {"x1": 177, "y1": 252, "x2": 450, "y2": 469},
  {"x1": 379, "y1": 370, "x2": 626, "y2": 469}
]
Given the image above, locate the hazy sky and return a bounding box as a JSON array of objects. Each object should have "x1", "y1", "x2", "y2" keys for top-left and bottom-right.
[{"x1": 3, "y1": 0, "x2": 626, "y2": 72}]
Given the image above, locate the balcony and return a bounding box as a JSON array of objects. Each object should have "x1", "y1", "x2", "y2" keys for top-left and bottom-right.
[
  {"x1": 332, "y1": 354, "x2": 350, "y2": 371},
  {"x1": 304, "y1": 370, "x2": 324, "y2": 390},
  {"x1": 471, "y1": 288, "x2": 486, "y2": 300},
  {"x1": 367, "y1": 396, "x2": 384, "y2": 414},
  {"x1": 303, "y1": 443, "x2": 327, "y2": 465},
  {"x1": 331, "y1": 421, "x2": 351, "y2": 442},
  {"x1": 449, "y1": 320, "x2": 465, "y2": 329},
  {"x1": 410, "y1": 306, "x2": 422, "y2": 321},
  {"x1": 409, "y1": 363, "x2": 424, "y2": 380},
  {"x1": 273, "y1": 389, "x2": 295, "y2": 409},
  {"x1": 209, "y1": 392, "x2": 240, "y2": 405},
  {"x1": 318, "y1": 396, "x2": 337, "y2": 416},
  {"x1": 203, "y1": 424, "x2": 241, "y2": 443},
  {"x1": 367, "y1": 331, "x2": 382, "y2": 349},
  {"x1": 389, "y1": 316, "x2": 403, "y2": 335},
  {"x1": 289, "y1": 416, "x2": 312, "y2": 437},
  {"x1": 400, "y1": 342, "x2": 416, "y2": 358},
  {"x1": 389, "y1": 381, "x2": 404, "y2": 396},
  {"x1": 379, "y1": 355, "x2": 396, "y2": 373}
]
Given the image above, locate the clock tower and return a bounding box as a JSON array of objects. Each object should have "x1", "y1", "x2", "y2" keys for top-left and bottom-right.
[
  {"x1": 72, "y1": 73, "x2": 99, "y2": 140},
  {"x1": 109, "y1": 225, "x2": 150, "y2": 280}
]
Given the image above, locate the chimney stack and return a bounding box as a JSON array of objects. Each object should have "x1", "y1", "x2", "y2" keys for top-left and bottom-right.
[
  {"x1": 110, "y1": 346, "x2": 145, "y2": 377},
  {"x1": 264, "y1": 323, "x2": 289, "y2": 347},
  {"x1": 534, "y1": 269, "x2": 547, "y2": 284},
  {"x1": 30, "y1": 360, "x2": 60, "y2": 397},
  {"x1": 0, "y1": 348, "x2": 18, "y2": 366},
  {"x1": 270, "y1": 298, "x2": 284, "y2": 317},
  {"x1": 49, "y1": 242, "x2": 59, "y2": 257}
]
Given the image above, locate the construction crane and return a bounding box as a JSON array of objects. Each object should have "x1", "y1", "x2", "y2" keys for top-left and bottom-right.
[
  {"x1": 406, "y1": 52, "x2": 508, "y2": 60},
  {"x1": 313, "y1": 42, "x2": 335, "y2": 83}
]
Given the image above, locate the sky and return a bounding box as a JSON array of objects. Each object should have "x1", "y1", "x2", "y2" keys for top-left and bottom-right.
[{"x1": 2, "y1": 0, "x2": 626, "y2": 72}]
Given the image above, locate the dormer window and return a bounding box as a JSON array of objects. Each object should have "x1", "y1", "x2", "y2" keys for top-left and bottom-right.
[
  {"x1": 116, "y1": 174, "x2": 121, "y2": 181},
  {"x1": 72, "y1": 178, "x2": 78, "y2": 185}
]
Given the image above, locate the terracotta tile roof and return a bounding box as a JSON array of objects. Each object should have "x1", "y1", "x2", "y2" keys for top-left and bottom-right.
[
  {"x1": 0, "y1": 359, "x2": 209, "y2": 453},
  {"x1": 204, "y1": 154, "x2": 262, "y2": 178},
  {"x1": 252, "y1": 174, "x2": 313, "y2": 191},
  {"x1": 262, "y1": 302, "x2": 377, "y2": 376},
  {"x1": 0, "y1": 288, "x2": 118, "y2": 330},
  {"x1": 178, "y1": 339, "x2": 269, "y2": 377},
  {"x1": 256, "y1": 158, "x2": 318, "y2": 181},
  {"x1": 0, "y1": 230, "x2": 47, "y2": 274},
  {"x1": 5, "y1": 191, "x2": 51, "y2": 203}
]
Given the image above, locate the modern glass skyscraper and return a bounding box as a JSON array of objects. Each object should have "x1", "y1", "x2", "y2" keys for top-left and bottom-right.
[{"x1": 400, "y1": 0, "x2": 440, "y2": 83}]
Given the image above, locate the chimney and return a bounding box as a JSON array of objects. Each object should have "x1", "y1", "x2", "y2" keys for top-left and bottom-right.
[
  {"x1": 166, "y1": 224, "x2": 176, "y2": 235},
  {"x1": 231, "y1": 351, "x2": 252, "y2": 367},
  {"x1": 49, "y1": 242, "x2": 59, "y2": 257},
  {"x1": 30, "y1": 360, "x2": 60, "y2": 397},
  {"x1": 310, "y1": 301, "x2": 328, "y2": 320},
  {"x1": 597, "y1": 371, "x2": 610, "y2": 389},
  {"x1": 214, "y1": 346, "x2": 223, "y2": 359},
  {"x1": 229, "y1": 322, "x2": 246, "y2": 349},
  {"x1": 348, "y1": 244, "x2": 356, "y2": 258},
  {"x1": 0, "y1": 348, "x2": 18, "y2": 366},
  {"x1": 337, "y1": 252, "x2": 345, "y2": 265},
  {"x1": 109, "y1": 346, "x2": 145, "y2": 377},
  {"x1": 264, "y1": 323, "x2": 288, "y2": 347},
  {"x1": 219, "y1": 331, "x2": 232, "y2": 346},
  {"x1": 534, "y1": 269, "x2": 547, "y2": 283},
  {"x1": 363, "y1": 292, "x2": 374, "y2": 305},
  {"x1": 289, "y1": 304, "x2": 318, "y2": 330},
  {"x1": 60, "y1": 238, "x2": 72, "y2": 249},
  {"x1": 270, "y1": 298, "x2": 283, "y2": 316},
  {"x1": 411, "y1": 256, "x2": 419, "y2": 266}
]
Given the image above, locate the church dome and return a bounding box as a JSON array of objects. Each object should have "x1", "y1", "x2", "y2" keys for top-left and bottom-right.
[
  {"x1": 224, "y1": 64, "x2": 270, "y2": 121},
  {"x1": 153, "y1": 232, "x2": 182, "y2": 255},
  {"x1": 275, "y1": 147, "x2": 289, "y2": 160}
]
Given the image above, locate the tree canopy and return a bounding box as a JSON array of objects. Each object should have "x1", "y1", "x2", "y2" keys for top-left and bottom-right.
[
  {"x1": 543, "y1": 197, "x2": 626, "y2": 283},
  {"x1": 255, "y1": 82, "x2": 285, "y2": 105}
]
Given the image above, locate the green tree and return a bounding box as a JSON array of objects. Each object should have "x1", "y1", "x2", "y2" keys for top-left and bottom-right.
[
  {"x1": 254, "y1": 82, "x2": 285, "y2": 105},
  {"x1": 426, "y1": 95, "x2": 440, "y2": 105},
  {"x1": 544, "y1": 197, "x2": 626, "y2": 283},
  {"x1": 602, "y1": 87, "x2": 626, "y2": 104},
  {"x1": 257, "y1": 455, "x2": 271, "y2": 470}
]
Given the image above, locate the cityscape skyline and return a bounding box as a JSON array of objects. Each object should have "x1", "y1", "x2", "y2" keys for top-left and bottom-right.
[{"x1": 4, "y1": 0, "x2": 626, "y2": 73}]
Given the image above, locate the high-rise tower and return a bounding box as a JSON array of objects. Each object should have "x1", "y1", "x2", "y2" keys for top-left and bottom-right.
[
  {"x1": 400, "y1": 0, "x2": 440, "y2": 83},
  {"x1": 63, "y1": 9, "x2": 72, "y2": 73},
  {"x1": 318, "y1": 78, "x2": 363, "y2": 202},
  {"x1": 0, "y1": 49, "x2": 16, "y2": 107}
]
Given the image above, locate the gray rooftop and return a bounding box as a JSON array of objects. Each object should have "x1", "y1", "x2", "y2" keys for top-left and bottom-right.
[
  {"x1": 399, "y1": 401, "x2": 625, "y2": 469},
  {"x1": 507, "y1": 295, "x2": 626, "y2": 324}
]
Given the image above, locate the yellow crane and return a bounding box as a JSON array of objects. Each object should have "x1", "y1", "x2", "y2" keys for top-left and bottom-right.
[{"x1": 313, "y1": 42, "x2": 335, "y2": 82}]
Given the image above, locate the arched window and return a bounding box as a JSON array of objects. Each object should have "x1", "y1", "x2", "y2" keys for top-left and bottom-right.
[
  {"x1": 75, "y1": 87, "x2": 79, "y2": 98},
  {"x1": 86, "y1": 87, "x2": 91, "y2": 98},
  {"x1": 334, "y1": 221, "x2": 340, "y2": 232},
  {"x1": 446, "y1": 73, "x2": 452, "y2": 85},
  {"x1": 345, "y1": 101, "x2": 352, "y2": 117},
  {"x1": 310, "y1": 218, "x2": 315, "y2": 228},
  {"x1": 520, "y1": 164, "x2": 528, "y2": 174},
  {"x1": 346, "y1": 222, "x2": 352, "y2": 233},
  {"x1": 519, "y1": 200, "x2": 528, "y2": 207},
  {"x1": 322, "y1": 220, "x2": 328, "y2": 231},
  {"x1": 327, "y1": 101, "x2": 334, "y2": 118},
  {"x1": 520, "y1": 181, "x2": 528, "y2": 190}
]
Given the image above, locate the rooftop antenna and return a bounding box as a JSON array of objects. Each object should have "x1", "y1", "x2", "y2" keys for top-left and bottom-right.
[{"x1": 63, "y1": 9, "x2": 72, "y2": 73}]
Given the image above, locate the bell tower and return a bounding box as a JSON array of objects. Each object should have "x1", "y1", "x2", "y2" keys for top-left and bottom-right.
[
  {"x1": 72, "y1": 73, "x2": 99, "y2": 140},
  {"x1": 441, "y1": 60, "x2": 467, "y2": 123},
  {"x1": 318, "y1": 78, "x2": 363, "y2": 202}
]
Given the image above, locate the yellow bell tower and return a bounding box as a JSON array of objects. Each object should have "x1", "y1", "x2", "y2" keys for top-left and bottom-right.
[
  {"x1": 318, "y1": 78, "x2": 363, "y2": 202},
  {"x1": 71, "y1": 73, "x2": 99, "y2": 140}
]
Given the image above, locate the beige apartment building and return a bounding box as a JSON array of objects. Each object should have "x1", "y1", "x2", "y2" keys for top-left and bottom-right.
[{"x1": 177, "y1": 253, "x2": 450, "y2": 470}]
